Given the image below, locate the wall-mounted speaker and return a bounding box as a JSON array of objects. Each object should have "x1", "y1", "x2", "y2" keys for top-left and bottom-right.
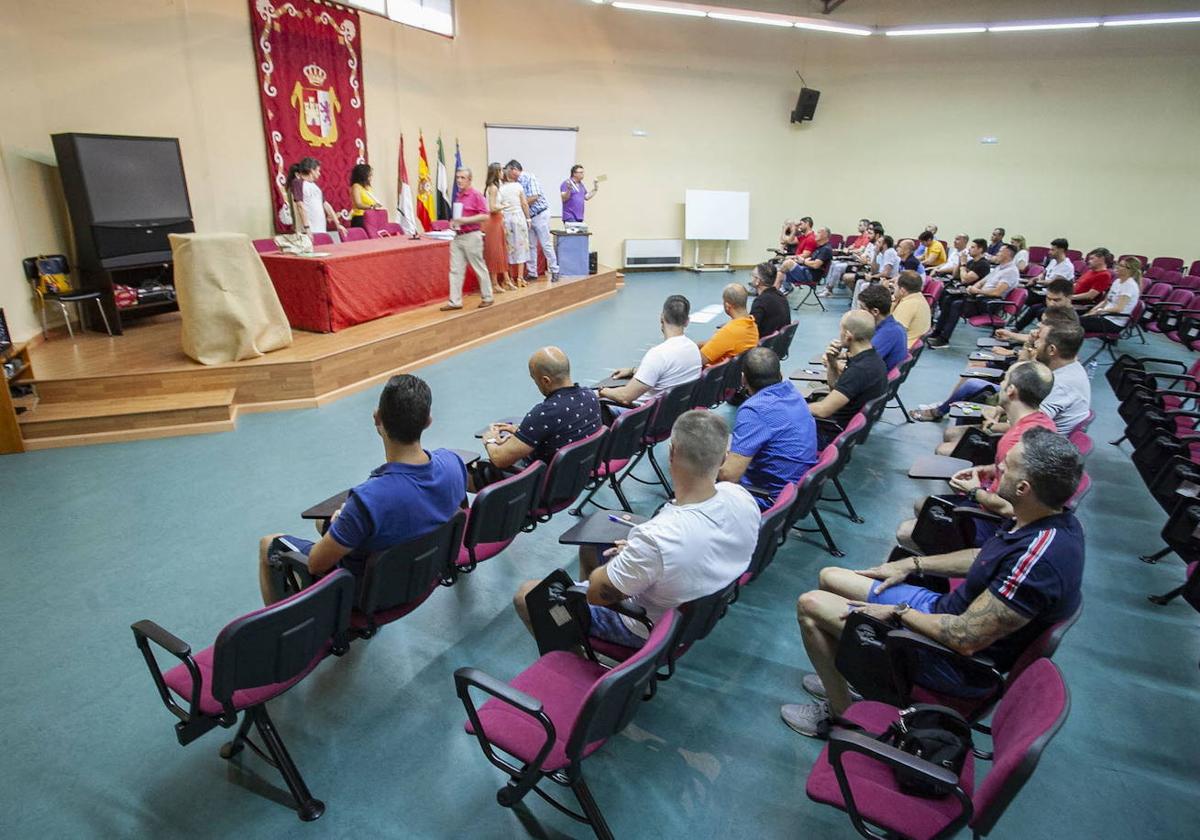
[{"x1": 791, "y1": 87, "x2": 821, "y2": 123}]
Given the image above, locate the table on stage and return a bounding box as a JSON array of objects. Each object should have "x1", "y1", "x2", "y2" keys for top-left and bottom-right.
[{"x1": 259, "y1": 236, "x2": 480, "y2": 332}]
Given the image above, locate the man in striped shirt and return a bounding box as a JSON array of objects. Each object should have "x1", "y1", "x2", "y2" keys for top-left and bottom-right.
[
  {"x1": 782, "y1": 427, "x2": 1084, "y2": 738},
  {"x1": 505, "y1": 160, "x2": 561, "y2": 283}
]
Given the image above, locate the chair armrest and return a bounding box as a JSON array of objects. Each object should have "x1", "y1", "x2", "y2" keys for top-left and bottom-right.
[
  {"x1": 570, "y1": 583, "x2": 653, "y2": 633},
  {"x1": 1145, "y1": 372, "x2": 1197, "y2": 385},
  {"x1": 132, "y1": 619, "x2": 191, "y2": 659},
  {"x1": 269, "y1": 549, "x2": 317, "y2": 593},
  {"x1": 1156, "y1": 388, "x2": 1200, "y2": 401},
  {"x1": 1129, "y1": 357, "x2": 1188, "y2": 371},
  {"x1": 883, "y1": 629, "x2": 1003, "y2": 719},
  {"x1": 454, "y1": 666, "x2": 544, "y2": 717},
  {"x1": 743, "y1": 484, "x2": 774, "y2": 500},
  {"x1": 131, "y1": 620, "x2": 201, "y2": 724},
  {"x1": 816, "y1": 417, "x2": 843, "y2": 439}
]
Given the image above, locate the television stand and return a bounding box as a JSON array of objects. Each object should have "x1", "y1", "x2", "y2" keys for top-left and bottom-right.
[{"x1": 81, "y1": 261, "x2": 177, "y2": 335}]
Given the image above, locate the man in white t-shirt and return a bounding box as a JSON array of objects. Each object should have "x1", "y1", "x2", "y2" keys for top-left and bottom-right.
[
  {"x1": 599, "y1": 294, "x2": 701, "y2": 407},
  {"x1": 512, "y1": 410, "x2": 760, "y2": 646},
  {"x1": 930, "y1": 234, "x2": 969, "y2": 277}
]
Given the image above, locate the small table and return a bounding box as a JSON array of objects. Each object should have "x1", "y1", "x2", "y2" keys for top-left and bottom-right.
[
  {"x1": 789, "y1": 366, "x2": 828, "y2": 383},
  {"x1": 558, "y1": 510, "x2": 648, "y2": 546},
  {"x1": 976, "y1": 337, "x2": 1013, "y2": 349},
  {"x1": 475, "y1": 418, "x2": 522, "y2": 439},
  {"x1": 908, "y1": 454, "x2": 975, "y2": 480},
  {"x1": 961, "y1": 366, "x2": 1003, "y2": 380},
  {"x1": 949, "y1": 402, "x2": 989, "y2": 423},
  {"x1": 968, "y1": 351, "x2": 1007, "y2": 364}
]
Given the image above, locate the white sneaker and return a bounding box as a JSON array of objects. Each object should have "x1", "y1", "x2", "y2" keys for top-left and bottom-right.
[{"x1": 780, "y1": 700, "x2": 832, "y2": 739}]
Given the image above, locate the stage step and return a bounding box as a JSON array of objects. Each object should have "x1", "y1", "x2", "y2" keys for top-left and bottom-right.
[{"x1": 18, "y1": 388, "x2": 237, "y2": 444}]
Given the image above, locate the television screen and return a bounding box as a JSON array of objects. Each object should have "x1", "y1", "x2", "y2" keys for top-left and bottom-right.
[{"x1": 70, "y1": 135, "x2": 192, "y2": 224}]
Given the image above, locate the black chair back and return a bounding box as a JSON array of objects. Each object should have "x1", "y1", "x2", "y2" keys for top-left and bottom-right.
[
  {"x1": 743, "y1": 483, "x2": 797, "y2": 583},
  {"x1": 859, "y1": 388, "x2": 893, "y2": 442},
  {"x1": 536, "y1": 427, "x2": 608, "y2": 518},
  {"x1": 358, "y1": 510, "x2": 467, "y2": 616},
  {"x1": 775, "y1": 321, "x2": 798, "y2": 360},
  {"x1": 600, "y1": 400, "x2": 654, "y2": 466},
  {"x1": 465, "y1": 461, "x2": 546, "y2": 552},
  {"x1": 673, "y1": 579, "x2": 738, "y2": 653},
  {"x1": 210, "y1": 569, "x2": 355, "y2": 711},
  {"x1": 721, "y1": 351, "x2": 748, "y2": 401},
  {"x1": 644, "y1": 379, "x2": 698, "y2": 444},
  {"x1": 692, "y1": 360, "x2": 729, "y2": 409},
  {"x1": 784, "y1": 445, "x2": 840, "y2": 531},
  {"x1": 567, "y1": 609, "x2": 682, "y2": 763}
]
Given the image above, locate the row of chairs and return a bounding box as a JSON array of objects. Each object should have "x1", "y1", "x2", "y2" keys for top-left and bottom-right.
[{"x1": 252, "y1": 225, "x2": 408, "y2": 253}]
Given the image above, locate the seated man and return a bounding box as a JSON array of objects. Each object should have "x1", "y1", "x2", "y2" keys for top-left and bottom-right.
[
  {"x1": 897, "y1": 361, "x2": 1057, "y2": 549},
  {"x1": 860, "y1": 283, "x2": 908, "y2": 371},
  {"x1": 599, "y1": 294, "x2": 701, "y2": 408},
  {"x1": 929, "y1": 234, "x2": 968, "y2": 277},
  {"x1": 778, "y1": 227, "x2": 833, "y2": 294},
  {"x1": 892, "y1": 270, "x2": 932, "y2": 345},
  {"x1": 1005, "y1": 275, "x2": 1076, "y2": 340},
  {"x1": 824, "y1": 223, "x2": 882, "y2": 297},
  {"x1": 913, "y1": 279, "x2": 1074, "y2": 423},
  {"x1": 257, "y1": 374, "x2": 467, "y2": 605},
  {"x1": 918, "y1": 230, "x2": 947, "y2": 270},
  {"x1": 718, "y1": 347, "x2": 818, "y2": 509},
  {"x1": 1070, "y1": 248, "x2": 1114, "y2": 306},
  {"x1": 896, "y1": 238, "x2": 925, "y2": 277},
  {"x1": 698, "y1": 283, "x2": 759, "y2": 365},
  {"x1": 808, "y1": 311, "x2": 889, "y2": 446},
  {"x1": 473, "y1": 346, "x2": 602, "y2": 489},
  {"x1": 512, "y1": 410, "x2": 760, "y2": 648},
  {"x1": 985, "y1": 226, "x2": 1006, "y2": 261},
  {"x1": 782, "y1": 427, "x2": 1084, "y2": 736},
  {"x1": 927, "y1": 243, "x2": 1017, "y2": 348},
  {"x1": 846, "y1": 234, "x2": 899, "y2": 305},
  {"x1": 749, "y1": 262, "x2": 791, "y2": 338}
]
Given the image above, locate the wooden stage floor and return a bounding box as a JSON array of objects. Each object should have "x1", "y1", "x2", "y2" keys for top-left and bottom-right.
[{"x1": 16, "y1": 268, "x2": 619, "y2": 450}]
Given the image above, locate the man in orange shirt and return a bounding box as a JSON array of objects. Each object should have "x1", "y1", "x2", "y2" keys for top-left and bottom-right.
[{"x1": 698, "y1": 284, "x2": 759, "y2": 365}]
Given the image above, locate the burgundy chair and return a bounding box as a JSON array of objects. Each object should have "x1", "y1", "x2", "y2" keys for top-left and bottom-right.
[
  {"x1": 458, "y1": 462, "x2": 546, "y2": 573},
  {"x1": 1071, "y1": 258, "x2": 1087, "y2": 276},
  {"x1": 1118, "y1": 253, "x2": 1148, "y2": 270},
  {"x1": 455, "y1": 609, "x2": 682, "y2": 840},
  {"x1": 252, "y1": 238, "x2": 278, "y2": 253},
  {"x1": 1019, "y1": 263, "x2": 1044, "y2": 281},
  {"x1": 808, "y1": 659, "x2": 1070, "y2": 840},
  {"x1": 738, "y1": 481, "x2": 798, "y2": 587},
  {"x1": 531, "y1": 427, "x2": 608, "y2": 522},
  {"x1": 1070, "y1": 410, "x2": 1096, "y2": 435},
  {"x1": 1160, "y1": 270, "x2": 1184, "y2": 288},
  {"x1": 829, "y1": 233, "x2": 845, "y2": 249},
  {"x1": 1190, "y1": 260, "x2": 1200, "y2": 278},
  {"x1": 1145, "y1": 288, "x2": 1194, "y2": 333},
  {"x1": 376, "y1": 222, "x2": 404, "y2": 237},
  {"x1": 1065, "y1": 249, "x2": 1083, "y2": 261},
  {"x1": 131, "y1": 569, "x2": 356, "y2": 821},
  {"x1": 620, "y1": 379, "x2": 698, "y2": 498},
  {"x1": 820, "y1": 413, "x2": 870, "y2": 523},
  {"x1": 342, "y1": 226, "x2": 368, "y2": 242},
  {"x1": 1065, "y1": 471, "x2": 1092, "y2": 509},
  {"x1": 1151, "y1": 256, "x2": 1185, "y2": 273},
  {"x1": 1175, "y1": 274, "x2": 1200, "y2": 291},
  {"x1": 1027, "y1": 245, "x2": 1048, "y2": 265},
  {"x1": 311, "y1": 232, "x2": 334, "y2": 246},
  {"x1": 784, "y1": 444, "x2": 845, "y2": 557},
  {"x1": 1143, "y1": 266, "x2": 1168, "y2": 284},
  {"x1": 965, "y1": 287, "x2": 1028, "y2": 332},
  {"x1": 573, "y1": 400, "x2": 655, "y2": 515},
  {"x1": 1081, "y1": 301, "x2": 1145, "y2": 364},
  {"x1": 692, "y1": 359, "x2": 731, "y2": 409},
  {"x1": 922, "y1": 278, "x2": 944, "y2": 309}
]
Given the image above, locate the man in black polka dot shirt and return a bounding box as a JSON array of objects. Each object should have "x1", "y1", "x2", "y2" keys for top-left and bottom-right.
[{"x1": 474, "y1": 347, "x2": 602, "y2": 488}]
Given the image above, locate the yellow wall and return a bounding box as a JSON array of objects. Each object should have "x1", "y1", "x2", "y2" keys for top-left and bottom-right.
[{"x1": 2, "y1": 0, "x2": 1197, "y2": 341}]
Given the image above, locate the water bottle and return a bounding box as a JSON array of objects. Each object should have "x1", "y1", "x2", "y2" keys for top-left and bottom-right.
[{"x1": 1085, "y1": 360, "x2": 1099, "y2": 379}]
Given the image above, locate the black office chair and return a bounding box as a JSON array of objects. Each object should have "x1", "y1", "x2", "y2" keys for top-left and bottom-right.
[
  {"x1": 623, "y1": 379, "x2": 698, "y2": 498},
  {"x1": 459, "y1": 461, "x2": 546, "y2": 571},
  {"x1": 21, "y1": 254, "x2": 112, "y2": 338},
  {"x1": 572, "y1": 401, "x2": 654, "y2": 515}
]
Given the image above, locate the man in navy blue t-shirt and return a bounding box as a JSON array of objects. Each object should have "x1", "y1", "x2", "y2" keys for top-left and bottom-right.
[
  {"x1": 258, "y1": 374, "x2": 467, "y2": 605},
  {"x1": 470, "y1": 346, "x2": 602, "y2": 489},
  {"x1": 782, "y1": 427, "x2": 1084, "y2": 738},
  {"x1": 859, "y1": 284, "x2": 908, "y2": 371},
  {"x1": 718, "y1": 347, "x2": 817, "y2": 510}
]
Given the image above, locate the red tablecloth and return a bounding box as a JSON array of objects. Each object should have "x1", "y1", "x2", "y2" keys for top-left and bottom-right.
[{"x1": 259, "y1": 237, "x2": 479, "y2": 332}]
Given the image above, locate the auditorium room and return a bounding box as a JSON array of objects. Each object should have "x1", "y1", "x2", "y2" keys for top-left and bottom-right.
[{"x1": 2, "y1": 0, "x2": 1199, "y2": 837}]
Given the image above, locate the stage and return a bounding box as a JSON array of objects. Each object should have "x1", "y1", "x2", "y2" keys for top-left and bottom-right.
[{"x1": 14, "y1": 268, "x2": 619, "y2": 450}]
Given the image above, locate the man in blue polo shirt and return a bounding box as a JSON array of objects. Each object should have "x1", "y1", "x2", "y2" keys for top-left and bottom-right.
[
  {"x1": 257, "y1": 374, "x2": 468, "y2": 605},
  {"x1": 782, "y1": 427, "x2": 1084, "y2": 737},
  {"x1": 718, "y1": 347, "x2": 817, "y2": 510},
  {"x1": 471, "y1": 346, "x2": 602, "y2": 488},
  {"x1": 859, "y1": 283, "x2": 908, "y2": 370}
]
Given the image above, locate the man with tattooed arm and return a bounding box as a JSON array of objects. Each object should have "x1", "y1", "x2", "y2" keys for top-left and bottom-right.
[{"x1": 780, "y1": 426, "x2": 1085, "y2": 738}]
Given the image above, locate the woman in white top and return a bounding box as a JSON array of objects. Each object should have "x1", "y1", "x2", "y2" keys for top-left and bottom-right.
[
  {"x1": 1010, "y1": 234, "x2": 1030, "y2": 274},
  {"x1": 295, "y1": 157, "x2": 347, "y2": 240},
  {"x1": 498, "y1": 171, "x2": 531, "y2": 287},
  {"x1": 1080, "y1": 257, "x2": 1141, "y2": 335}
]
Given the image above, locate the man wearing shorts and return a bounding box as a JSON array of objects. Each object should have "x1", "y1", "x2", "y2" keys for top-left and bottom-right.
[
  {"x1": 512, "y1": 410, "x2": 759, "y2": 648},
  {"x1": 781, "y1": 427, "x2": 1084, "y2": 737},
  {"x1": 257, "y1": 374, "x2": 467, "y2": 605}
]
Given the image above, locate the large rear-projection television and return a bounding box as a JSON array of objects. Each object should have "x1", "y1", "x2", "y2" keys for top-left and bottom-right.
[{"x1": 52, "y1": 133, "x2": 195, "y2": 270}]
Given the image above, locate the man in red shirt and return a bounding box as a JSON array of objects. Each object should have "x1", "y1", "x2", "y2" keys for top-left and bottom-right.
[
  {"x1": 441, "y1": 168, "x2": 495, "y2": 310},
  {"x1": 794, "y1": 216, "x2": 817, "y2": 259},
  {"x1": 1071, "y1": 247, "x2": 1114, "y2": 305},
  {"x1": 896, "y1": 360, "x2": 1057, "y2": 549}
]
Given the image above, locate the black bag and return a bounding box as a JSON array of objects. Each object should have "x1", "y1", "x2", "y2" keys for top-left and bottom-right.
[
  {"x1": 880, "y1": 705, "x2": 973, "y2": 798},
  {"x1": 525, "y1": 569, "x2": 591, "y2": 655},
  {"x1": 834, "y1": 611, "x2": 905, "y2": 707}
]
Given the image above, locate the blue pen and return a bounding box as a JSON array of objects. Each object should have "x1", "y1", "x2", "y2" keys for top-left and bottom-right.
[{"x1": 607, "y1": 514, "x2": 635, "y2": 526}]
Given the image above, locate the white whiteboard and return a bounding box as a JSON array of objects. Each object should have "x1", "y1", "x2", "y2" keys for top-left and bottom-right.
[
  {"x1": 485, "y1": 125, "x2": 578, "y2": 217},
  {"x1": 685, "y1": 190, "x2": 750, "y2": 241}
]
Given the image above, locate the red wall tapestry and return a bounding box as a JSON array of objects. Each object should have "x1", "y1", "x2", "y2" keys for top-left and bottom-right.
[{"x1": 248, "y1": 0, "x2": 367, "y2": 232}]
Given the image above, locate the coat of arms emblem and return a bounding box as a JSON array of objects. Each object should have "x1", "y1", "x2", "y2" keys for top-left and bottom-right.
[{"x1": 290, "y1": 63, "x2": 340, "y2": 148}]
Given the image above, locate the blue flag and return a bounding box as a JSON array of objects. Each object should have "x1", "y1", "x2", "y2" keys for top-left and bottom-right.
[{"x1": 451, "y1": 139, "x2": 463, "y2": 205}]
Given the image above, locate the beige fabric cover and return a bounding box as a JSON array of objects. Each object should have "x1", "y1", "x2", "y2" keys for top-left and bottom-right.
[{"x1": 170, "y1": 233, "x2": 292, "y2": 365}]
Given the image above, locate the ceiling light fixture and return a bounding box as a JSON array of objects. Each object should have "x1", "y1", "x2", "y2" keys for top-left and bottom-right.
[
  {"x1": 610, "y1": 2, "x2": 706, "y2": 17},
  {"x1": 708, "y1": 12, "x2": 793, "y2": 27},
  {"x1": 885, "y1": 26, "x2": 987, "y2": 36},
  {"x1": 988, "y1": 21, "x2": 1100, "y2": 32},
  {"x1": 1103, "y1": 13, "x2": 1200, "y2": 26},
  {"x1": 794, "y1": 21, "x2": 872, "y2": 36}
]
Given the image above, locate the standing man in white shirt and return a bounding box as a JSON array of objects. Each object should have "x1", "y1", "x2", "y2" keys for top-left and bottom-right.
[
  {"x1": 505, "y1": 159, "x2": 561, "y2": 283},
  {"x1": 599, "y1": 294, "x2": 701, "y2": 407},
  {"x1": 511, "y1": 410, "x2": 760, "y2": 647}
]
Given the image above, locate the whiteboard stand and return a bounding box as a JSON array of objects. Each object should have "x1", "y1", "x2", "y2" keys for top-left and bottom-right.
[{"x1": 690, "y1": 241, "x2": 733, "y2": 273}]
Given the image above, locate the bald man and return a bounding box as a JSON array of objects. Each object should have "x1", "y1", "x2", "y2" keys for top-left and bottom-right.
[
  {"x1": 473, "y1": 346, "x2": 602, "y2": 489},
  {"x1": 698, "y1": 283, "x2": 760, "y2": 365},
  {"x1": 808, "y1": 310, "x2": 888, "y2": 444}
]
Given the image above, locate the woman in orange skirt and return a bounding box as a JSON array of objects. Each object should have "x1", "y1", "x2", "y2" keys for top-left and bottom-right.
[{"x1": 483, "y1": 163, "x2": 513, "y2": 291}]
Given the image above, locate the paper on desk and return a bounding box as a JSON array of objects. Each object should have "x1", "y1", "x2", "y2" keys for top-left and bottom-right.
[{"x1": 689, "y1": 304, "x2": 725, "y2": 324}]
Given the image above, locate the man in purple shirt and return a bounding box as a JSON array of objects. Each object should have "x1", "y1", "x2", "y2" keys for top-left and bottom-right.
[
  {"x1": 559, "y1": 164, "x2": 598, "y2": 223},
  {"x1": 441, "y1": 168, "x2": 495, "y2": 311}
]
